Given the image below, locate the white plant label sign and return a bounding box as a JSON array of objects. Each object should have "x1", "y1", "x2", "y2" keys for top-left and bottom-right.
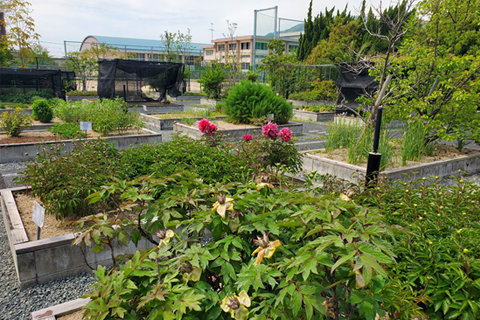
[
  {"x1": 80, "y1": 121, "x2": 92, "y2": 131},
  {"x1": 32, "y1": 201, "x2": 45, "y2": 228}
]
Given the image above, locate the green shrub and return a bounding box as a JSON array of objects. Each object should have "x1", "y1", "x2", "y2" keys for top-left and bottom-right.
[
  {"x1": 289, "y1": 80, "x2": 338, "y2": 102},
  {"x1": 214, "y1": 102, "x2": 224, "y2": 113},
  {"x1": 198, "y1": 63, "x2": 226, "y2": 99},
  {"x1": 48, "y1": 123, "x2": 86, "y2": 139},
  {"x1": 54, "y1": 101, "x2": 87, "y2": 123},
  {"x1": 17, "y1": 139, "x2": 124, "y2": 218},
  {"x1": 0, "y1": 108, "x2": 33, "y2": 137},
  {"x1": 11, "y1": 103, "x2": 28, "y2": 109},
  {"x1": 246, "y1": 70, "x2": 258, "y2": 82},
  {"x1": 223, "y1": 81, "x2": 293, "y2": 125},
  {"x1": 32, "y1": 99, "x2": 54, "y2": 123},
  {"x1": 0, "y1": 102, "x2": 4, "y2": 109},
  {"x1": 0, "y1": 90, "x2": 54, "y2": 104}
]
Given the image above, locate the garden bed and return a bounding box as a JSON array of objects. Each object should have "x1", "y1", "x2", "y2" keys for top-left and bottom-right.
[
  {"x1": 0, "y1": 129, "x2": 161, "y2": 163},
  {"x1": 174, "y1": 120, "x2": 303, "y2": 140},
  {"x1": 292, "y1": 110, "x2": 335, "y2": 122},
  {"x1": 200, "y1": 98, "x2": 222, "y2": 108},
  {"x1": 287, "y1": 99, "x2": 335, "y2": 107},
  {"x1": 303, "y1": 145, "x2": 480, "y2": 183},
  {"x1": 1, "y1": 187, "x2": 155, "y2": 289},
  {"x1": 140, "y1": 113, "x2": 227, "y2": 131}
]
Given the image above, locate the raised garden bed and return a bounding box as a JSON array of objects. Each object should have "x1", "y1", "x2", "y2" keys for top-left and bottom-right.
[
  {"x1": 66, "y1": 95, "x2": 99, "y2": 102},
  {"x1": 0, "y1": 129, "x2": 162, "y2": 163},
  {"x1": 293, "y1": 110, "x2": 335, "y2": 122},
  {"x1": 141, "y1": 113, "x2": 227, "y2": 131},
  {"x1": 126, "y1": 102, "x2": 184, "y2": 114},
  {"x1": 0, "y1": 108, "x2": 33, "y2": 116},
  {"x1": 174, "y1": 120, "x2": 303, "y2": 140},
  {"x1": 287, "y1": 99, "x2": 335, "y2": 107},
  {"x1": 1, "y1": 187, "x2": 155, "y2": 289},
  {"x1": 200, "y1": 98, "x2": 222, "y2": 108},
  {"x1": 302, "y1": 148, "x2": 480, "y2": 183}
]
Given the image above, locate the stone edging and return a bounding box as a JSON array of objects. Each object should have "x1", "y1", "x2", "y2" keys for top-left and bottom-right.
[
  {"x1": 302, "y1": 152, "x2": 480, "y2": 183},
  {"x1": 31, "y1": 298, "x2": 90, "y2": 320}
]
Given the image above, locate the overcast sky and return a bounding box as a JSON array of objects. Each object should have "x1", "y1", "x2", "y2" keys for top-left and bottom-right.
[{"x1": 27, "y1": 0, "x2": 386, "y2": 57}]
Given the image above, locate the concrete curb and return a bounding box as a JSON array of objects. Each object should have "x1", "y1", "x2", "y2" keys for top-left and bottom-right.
[
  {"x1": 31, "y1": 298, "x2": 90, "y2": 320},
  {"x1": 141, "y1": 114, "x2": 227, "y2": 131}
]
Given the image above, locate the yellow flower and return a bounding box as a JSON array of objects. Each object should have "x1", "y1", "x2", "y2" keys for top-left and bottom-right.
[
  {"x1": 255, "y1": 174, "x2": 274, "y2": 191},
  {"x1": 156, "y1": 229, "x2": 174, "y2": 247},
  {"x1": 251, "y1": 234, "x2": 282, "y2": 266},
  {"x1": 181, "y1": 261, "x2": 202, "y2": 284},
  {"x1": 221, "y1": 290, "x2": 251, "y2": 320},
  {"x1": 212, "y1": 194, "x2": 234, "y2": 219}
]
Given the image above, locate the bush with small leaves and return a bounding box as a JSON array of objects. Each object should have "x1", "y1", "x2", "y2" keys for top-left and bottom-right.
[
  {"x1": 32, "y1": 99, "x2": 54, "y2": 123},
  {"x1": 0, "y1": 108, "x2": 32, "y2": 137}
]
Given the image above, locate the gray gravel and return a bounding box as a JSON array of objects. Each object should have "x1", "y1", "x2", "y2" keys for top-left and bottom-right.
[{"x1": 0, "y1": 204, "x2": 98, "y2": 320}]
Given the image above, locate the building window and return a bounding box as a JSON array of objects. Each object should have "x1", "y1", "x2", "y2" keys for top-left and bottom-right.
[
  {"x1": 288, "y1": 45, "x2": 299, "y2": 51},
  {"x1": 255, "y1": 42, "x2": 268, "y2": 50},
  {"x1": 185, "y1": 55, "x2": 195, "y2": 65},
  {"x1": 241, "y1": 42, "x2": 250, "y2": 50},
  {"x1": 228, "y1": 43, "x2": 237, "y2": 51},
  {"x1": 241, "y1": 54, "x2": 250, "y2": 58},
  {"x1": 206, "y1": 50, "x2": 214, "y2": 56},
  {"x1": 241, "y1": 62, "x2": 250, "y2": 70},
  {"x1": 135, "y1": 53, "x2": 145, "y2": 60},
  {"x1": 148, "y1": 53, "x2": 161, "y2": 60},
  {"x1": 218, "y1": 44, "x2": 225, "y2": 51}
]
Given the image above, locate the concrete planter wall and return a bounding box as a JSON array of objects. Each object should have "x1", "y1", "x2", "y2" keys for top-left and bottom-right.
[
  {"x1": 126, "y1": 103, "x2": 184, "y2": 115},
  {"x1": 174, "y1": 122, "x2": 303, "y2": 141},
  {"x1": 200, "y1": 98, "x2": 222, "y2": 108},
  {"x1": 0, "y1": 130, "x2": 162, "y2": 163},
  {"x1": 0, "y1": 123, "x2": 55, "y2": 134},
  {"x1": 66, "y1": 95, "x2": 99, "y2": 102},
  {"x1": 141, "y1": 114, "x2": 227, "y2": 131},
  {"x1": 175, "y1": 95, "x2": 205, "y2": 101},
  {"x1": 1, "y1": 187, "x2": 155, "y2": 289},
  {"x1": 293, "y1": 110, "x2": 335, "y2": 122},
  {"x1": 302, "y1": 152, "x2": 480, "y2": 183},
  {"x1": 288, "y1": 100, "x2": 336, "y2": 107},
  {"x1": 0, "y1": 108, "x2": 33, "y2": 116}
]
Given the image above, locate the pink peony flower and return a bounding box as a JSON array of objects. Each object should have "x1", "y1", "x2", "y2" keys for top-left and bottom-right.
[
  {"x1": 198, "y1": 119, "x2": 217, "y2": 135},
  {"x1": 208, "y1": 123, "x2": 218, "y2": 133},
  {"x1": 262, "y1": 121, "x2": 278, "y2": 139},
  {"x1": 198, "y1": 119, "x2": 211, "y2": 133},
  {"x1": 279, "y1": 128, "x2": 293, "y2": 142},
  {"x1": 243, "y1": 134, "x2": 253, "y2": 141}
]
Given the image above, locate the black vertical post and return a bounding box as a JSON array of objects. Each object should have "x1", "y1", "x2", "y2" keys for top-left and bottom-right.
[
  {"x1": 123, "y1": 85, "x2": 128, "y2": 113},
  {"x1": 365, "y1": 107, "x2": 383, "y2": 187}
]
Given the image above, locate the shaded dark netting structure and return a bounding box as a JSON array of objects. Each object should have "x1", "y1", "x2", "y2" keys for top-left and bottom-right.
[
  {"x1": 0, "y1": 68, "x2": 70, "y2": 100},
  {"x1": 97, "y1": 59, "x2": 185, "y2": 102},
  {"x1": 336, "y1": 62, "x2": 378, "y2": 113}
]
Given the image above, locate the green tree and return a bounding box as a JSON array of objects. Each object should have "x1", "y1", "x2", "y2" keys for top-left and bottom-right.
[
  {"x1": 384, "y1": 0, "x2": 480, "y2": 144},
  {"x1": 25, "y1": 44, "x2": 55, "y2": 67},
  {"x1": 160, "y1": 29, "x2": 192, "y2": 63},
  {"x1": 198, "y1": 61, "x2": 227, "y2": 99},
  {"x1": 0, "y1": 0, "x2": 39, "y2": 68}
]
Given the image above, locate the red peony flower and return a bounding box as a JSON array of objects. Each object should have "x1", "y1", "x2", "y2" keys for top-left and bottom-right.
[
  {"x1": 198, "y1": 119, "x2": 211, "y2": 133},
  {"x1": 208, "y1": 123, "x2": 218, "y2": 133},
  {"x1": 243, "y1": 134, "x2": 253, "y2": 141},
  {"x1": 261, "y1": 122, "x2": 278, "y2": 139},
  {"x1": 279, "y1": 128, "x2": 292, "y2": 142}
]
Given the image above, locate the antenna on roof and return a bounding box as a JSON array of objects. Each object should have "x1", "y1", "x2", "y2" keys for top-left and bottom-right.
[{"x1": 208, "y1": 23, "x2": 214, "y2": 41}]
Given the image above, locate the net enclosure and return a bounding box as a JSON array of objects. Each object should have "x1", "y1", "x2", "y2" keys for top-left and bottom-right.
[
  {"x1": 97, "y1": 59, "x2": 185, "y2": 102},
  {"x1": 0, "y1": 68, "x2": 69, "y2": 99},
  {"x1": 336, "y1": 62, "x2": 378, "y2": 111}
]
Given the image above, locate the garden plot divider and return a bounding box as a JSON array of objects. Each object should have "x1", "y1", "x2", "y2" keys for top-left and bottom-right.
[
  {"x1": 0, "y1": 129, "x2": 162, "y2": 163},
  {"x1": 141, "y1": 114, "x2": 227, "y2": 131},
  {"x1": 302, "y1": 151, "x2": 480, "y2": 183},
  {"x1": 1, "y1": 187, "x2": 156, "y2": 289}
]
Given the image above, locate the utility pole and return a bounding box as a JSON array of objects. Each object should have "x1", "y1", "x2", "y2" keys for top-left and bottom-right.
[{"x1": 209, "y1": 23, "x2": 214, "y2": 41}]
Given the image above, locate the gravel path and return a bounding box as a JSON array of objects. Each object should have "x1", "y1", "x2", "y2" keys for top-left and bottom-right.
[{"x1": 0, "y1": 204, "x2": 97, "y2": 320}]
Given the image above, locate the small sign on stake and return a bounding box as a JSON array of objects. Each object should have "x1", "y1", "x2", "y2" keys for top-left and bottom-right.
[
  {"x1": 32, "y1": 201, "x2": 45, "y2": 240},
  {"x1": 80, "y1": 121, "x2": 92, "y2": 137},
  {"x1": 268, "y1": 114, "x2": 274, "y2": 121}
]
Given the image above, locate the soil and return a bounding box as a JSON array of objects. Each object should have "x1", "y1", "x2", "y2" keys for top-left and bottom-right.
[
  {"x1": 57, "y1": 310, "x2": 86, "y2": 320},
  {"x1": 313, "y1": 144, "x2": 477, "y2": 170},
  {"x1": 0, "y1": 128, "x2": 150, "y2": 145},
  {"x1": 14, "y1": 192, "x2": 80, "y2": 241}
]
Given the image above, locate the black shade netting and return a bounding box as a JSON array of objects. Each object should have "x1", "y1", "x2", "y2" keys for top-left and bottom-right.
[
  {"x1": 336, "y1": 62, "x2": 378, "y2": 111},
  {"x1": 0, "y1": 68, "x2": 68, "y2": 99},
  {"x1": 97, "y1": 59, "x2": 185, "y2": 101}
]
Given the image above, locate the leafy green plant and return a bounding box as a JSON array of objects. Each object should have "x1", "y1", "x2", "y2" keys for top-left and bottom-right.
[
  {"x1": 0, "y1": 102, "x2": 5, "y2": 109},
  {"x1": 289, "y1": 80, "x2": 338, "y2": 102},
  {"x1": 54, "y1": 101, "x2": 87, "y2": 123},
  {"x1": 401, "y1": 120, "x2": 426, "y2": 165},
  {"x1": 0, "y1": 89, "x2": 53, "y2": 104},
  {"x1": 78, "y1": 174, "x2": 403, "y2": 320},
  {"x1": 246, "y1": 70, "x2": 258, "y2": 82},
  {"x1": 223, "y1": 81, "x2": 293, "y2": 125},
  {"x1": 32, "y1": 99, "x2": 54, "y2": 123},
  {"x1": 0, "y1": 108, "x2": 32, "y2": 137},
  {"x1": 48, "y1": 123, "x2": 86, "y2": 139},
  {"x1": 198, "y1": 63, "x2": 227, "y2": 99},
  {"x1": 214, "y1": 102, "x2": 224, "y2": 113},
  {"x1": 17, "y1": 139, "x2": 124, "y2": 218}
]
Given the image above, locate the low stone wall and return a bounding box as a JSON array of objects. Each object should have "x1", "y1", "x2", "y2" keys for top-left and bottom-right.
[
  {"x1": 0, "y1": 108, "x2": 33, "y2": 116},
  {"x1": 0, "y1": 130, "x2": 162, "y2": 163},
  {"x1": 174, "y1": 122, "x2": 304, "y2": 141},
  {"x1": 200, "y1": 98, "x2": 222, "y2": 108},
  {"x1": 288, "y1": 100, "x2": 336, "y2": 107},
  {"x1": 0, "y1": 123, "x2": 55, "y2": 134},
  {"x1": 141, "y1": 114, "x2": 228, "y2": 131},
  {"x1": 293, "y1": 110, "x2": 335, "y2": 122},
  {"x1": 1, "y1": 187, "x2": 155, "y2": 289},
  {"x1": 302, "y1": 152, "x2": 480, "y2": 183}
]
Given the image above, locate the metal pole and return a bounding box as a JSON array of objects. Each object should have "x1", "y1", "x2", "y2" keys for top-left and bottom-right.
[
  {"x1": 274, "y1": 6, "x2": 278, "y2": 39},
  {"x1": 253, "y1": 10, "x2": 257, "y2": 72},
  {"x1": 366, "y1": 106, "x2": 384, "y2": 187}
]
